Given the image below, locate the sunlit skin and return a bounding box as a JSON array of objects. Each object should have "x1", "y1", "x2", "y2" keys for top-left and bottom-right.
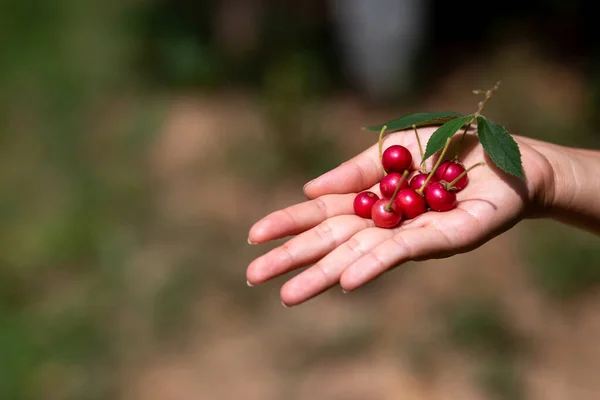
[{"x1": 246, "y1": 126, "x2": 600, "y2": 307}]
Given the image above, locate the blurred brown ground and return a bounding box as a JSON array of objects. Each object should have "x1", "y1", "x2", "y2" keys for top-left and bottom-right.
[
  {"x1": 117, "y1": 42, "x2": 600, "y2": 400},
  {"x1": 4, "y1": 2, "x2": 600, "y2": 398}
]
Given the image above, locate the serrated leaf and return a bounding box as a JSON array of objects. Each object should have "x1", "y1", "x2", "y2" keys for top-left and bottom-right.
[
  {"x1": 364, "y1": 111, "x2": 464, "y2": 133},
  {"x1": 477, "y1": 116, "x2": 525, "y2": 180},
  {"x1": 422, "y1": 115, "x2": 473, "y2": 161}
]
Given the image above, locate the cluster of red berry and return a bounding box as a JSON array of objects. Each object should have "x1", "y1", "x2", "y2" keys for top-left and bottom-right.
[{"x1": 353, "y1": 139, "x2": 476, "y2": 229}]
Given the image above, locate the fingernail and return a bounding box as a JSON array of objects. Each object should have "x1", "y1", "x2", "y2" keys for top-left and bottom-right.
[
  {"x1": 247, "y1": 237, "x2": 256, "y2": 245},
  {"x1": 247, "y1": 280, "x2": 254, "y2": 287},
  {"x1": 281, "y1": 301, "x2": 289, "y2": 308},
  {"x1": 342, "y1": 289, "x2": 348, "y2": 294},
  {"x1": 303, "y1": 179, "x2": 315, "y2": 191}
]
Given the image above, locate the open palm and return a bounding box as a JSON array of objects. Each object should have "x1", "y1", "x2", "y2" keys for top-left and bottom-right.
[{"x1": 246, "y1": 126, "x2": 554, "y2": 306}]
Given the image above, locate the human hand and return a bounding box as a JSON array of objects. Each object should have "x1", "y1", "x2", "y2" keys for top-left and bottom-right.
[{"x1": 246, "y1": 126, "x2": 557, "y2": 307}]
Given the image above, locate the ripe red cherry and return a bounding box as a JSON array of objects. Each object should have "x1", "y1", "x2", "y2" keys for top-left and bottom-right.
[
  {"x1": 409, "y1": 172, "x2": 437, "y2": 192},
  {"x1": 425, "y1": 182, "x2": 456, "y2": 212},
  {"x1": 380, "y1": 172, "x2": 409, "y2": 198},
  {"x1": 382, "y1": 145, "x2": 412, "y2": 173},
  {"x1": 435, "y1": 160, "x2": 468, "y2": 192},
  {"x1": 392, "y1": 188, "x2": 426, "y2": 219},
  {"x1": 371, "y1": 199, "x2": 402, "y2": 228},
  {"x1": 353, "y1": 191, "x2": 380, "y2": 219}
]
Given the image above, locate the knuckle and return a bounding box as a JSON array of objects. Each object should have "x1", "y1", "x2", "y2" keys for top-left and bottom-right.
[
  {"x1": 370, "y1": 251, "x2": 387, "y2": 271},
  {"x1": 314, "y1": 198, "x2": 329, "y2": 218},
  {"x1": 425, "y1": 225, "x2": 455, "y2": 255},
  {"x1": 314, "y1": 263, "x2": 332, "y2": 285},
  {"x1": 314, "y1": 220, "x2": 333, "y2": 242},
  {"x1": 391, "y1": 234, "x2": 410, "y2": 257},
  {"x1": 344, "y1": 237, "x2": 365, "y2": 257},
  {"x1": 458, "y1": 208, "x2": 482, "y2": 231},
  {"x1": 348, "y1": 160, "x2": 368, "y2": 189},
  {"x1": 280, "y1": 208, "x2": 297, "y2": 226},
  {"x1": 280, "y1": 243, "x2": 296, "y2": 264}
]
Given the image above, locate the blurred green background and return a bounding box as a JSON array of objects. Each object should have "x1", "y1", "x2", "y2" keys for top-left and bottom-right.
[{"x1": 1, "y1": 1, "x2": 600, "y2": 399}]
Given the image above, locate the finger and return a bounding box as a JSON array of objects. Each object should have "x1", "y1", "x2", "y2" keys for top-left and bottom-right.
[
  {"x1": 302, "y1": 129, "x2": 432, "y2": 199},
  {"x1": 246, "y1": 215, "x2": 373, "y2": 285},
  {"x1": 302, "y1": 145, "x2": 383, "y2": 199},
  {"x1": 248, "y1": 193, "x2": 357, "y2": 244},
  {"x1": 279, "y1": 226, "x2": 396, "y2": 306},
  {"x1": 339, "y1": 226, "x2": 457, "y2": 292}
]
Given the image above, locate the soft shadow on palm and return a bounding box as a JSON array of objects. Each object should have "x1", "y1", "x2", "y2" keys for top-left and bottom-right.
[{"x1": 246, "y1": 127, "x2": 551, "y2": 306}]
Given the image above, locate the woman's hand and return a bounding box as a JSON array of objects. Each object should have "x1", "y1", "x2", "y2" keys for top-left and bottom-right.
[{"x1": 245, "y1": 126, "x2": 564, "y2": 307}]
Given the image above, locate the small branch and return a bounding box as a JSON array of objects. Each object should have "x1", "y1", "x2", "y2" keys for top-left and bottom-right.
[
  {"x1": 474, "y1": 80, "x2": 501, "y2": 118},
  {"x1": 455, "y1": 81, "x2": 501, "y2": 161}
]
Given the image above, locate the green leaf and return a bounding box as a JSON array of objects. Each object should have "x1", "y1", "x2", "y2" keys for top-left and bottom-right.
[
  {"x1": 364, "y1": 111, "x2": 464, "y2": 133},
  {"x1": 422, "y1": 115, "x2": 473, "y2": 161},
  {"x1": 477, "y1": 116, "x2": 525, "y2": 180}
]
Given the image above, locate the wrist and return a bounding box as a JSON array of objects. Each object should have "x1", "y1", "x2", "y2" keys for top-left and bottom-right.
[
  {"x1": 519, "y1": 138, "x2": 565, "y2": 219},
  {"x1": 529, "y1": 140, "x2": 600, "y2": 233},
  {"x1": 540, "y1": 146, "x2": 575, "y2": 217}
]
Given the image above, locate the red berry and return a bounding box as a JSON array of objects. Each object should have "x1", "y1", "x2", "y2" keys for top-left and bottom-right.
[
  {"x1": 409, "y1": 172, "x2": 437, "y2": 192},
  {"x1": 353, "y1": 191, "x2": 380, "y2": 219},
  {"x1": 382, "y1": 145, "x2": 412, "y2": 173},
  {"x1": 435, "y1": 161, "x2": 468, "y2": 192},
  {"x1": 425, "y1": 182, "x2": 456, "y2": 212},
  {"x1": 371, "y1": 199, "x2": 402, "y2": 228},
  {"x1": 392, "y1": 188, "x2": 426, "y2": 219},
  {"x1": 380, "y1": 172, "x2": 409, "y2": 198}
]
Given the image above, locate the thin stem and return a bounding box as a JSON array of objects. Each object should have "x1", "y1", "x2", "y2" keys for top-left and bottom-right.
[
  {"x1": 417, "y1": 137, "x2": 452, "y2": 196},
  {"x1": 378, "y1": 125, "x2": 388, "y2": 176},
  {"x1": 455, "y1": 81, "x2": 501, "y2": 161},
  {"x1": 447, "y1": 162, "x2": 485, "y2": 188},
  {"x1": 385, "y1": 170, "x2": 409, "y2": 212},
  {"x1": 378, "y1": 125, "x2": 387, "y2": 162},
  {"x1": 454, "y1": 120, "x2": 473, "y2": 161},
  {"x1": 412, "y1": 124, "x2": 425, "y2": 172},
  {"x1": 474, "y1": 81, "x2": 501, "y2": 118}
]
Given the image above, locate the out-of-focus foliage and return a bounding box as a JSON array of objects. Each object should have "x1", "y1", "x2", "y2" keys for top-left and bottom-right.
[
  {"x1": 0, "y1": 0, "x2": 160, "y2": 398},
  {"x1": 1, "y1": 0, "x2": 600, "y2": 399}
]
